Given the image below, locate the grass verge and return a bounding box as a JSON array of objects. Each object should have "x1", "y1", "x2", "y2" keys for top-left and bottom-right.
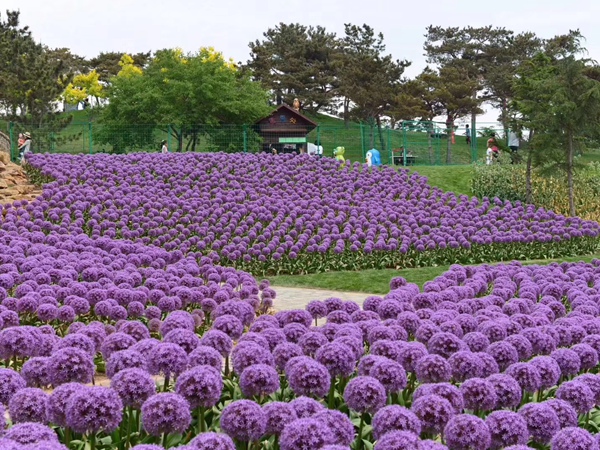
[
  {"x1": 408, "y1": 165, "x2": 474, "y2": 197},
  {"x1": 265, "y1": 253, "x2": 600, "y2": 295}
]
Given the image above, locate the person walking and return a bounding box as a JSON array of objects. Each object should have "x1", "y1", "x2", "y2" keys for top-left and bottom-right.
[
  {"x1": 18, "y1": 132, "x2": 32, "y2": 161},
  {"x1": 465, "y1": 125, "x2": 471, "y2": 146},
  {"x1": 161, "y1": 140, "x2": 168, "y2": 154}
]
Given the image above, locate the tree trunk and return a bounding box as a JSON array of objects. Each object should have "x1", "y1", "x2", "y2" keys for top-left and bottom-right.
[
  {"x1": 525, "y1": 148, "x2": 532, "y2": 204},
  {"x1": 567, "y1": 129, "x2": 575, "y2": 217},
  {"x1": 446, "y1": 117, "x2": 453, "y2": 164},
  {"x1": 343, "y1": 97, "x2": 350, "y2": 129}
]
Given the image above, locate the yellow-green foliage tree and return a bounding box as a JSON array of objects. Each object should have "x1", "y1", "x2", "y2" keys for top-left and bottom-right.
[
  {"x1": 63, "y1": 69, "x2": 106, "y2": 108},
  {"x1": 98, "y1": 47, "x2": 271, "y2": 153}
]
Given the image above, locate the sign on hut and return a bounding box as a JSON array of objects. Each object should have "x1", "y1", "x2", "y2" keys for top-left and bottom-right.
[{"x1": 254, "y1": 104, "x2": 317, "y2": 154}]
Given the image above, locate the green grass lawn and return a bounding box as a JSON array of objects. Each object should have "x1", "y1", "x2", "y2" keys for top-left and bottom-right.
[
  {"x1": 266, "y1": 253, "x2": 600, "y2": 294},
  {"x1": 408, "y1": 165, "x2": 473, "y2": 196}
]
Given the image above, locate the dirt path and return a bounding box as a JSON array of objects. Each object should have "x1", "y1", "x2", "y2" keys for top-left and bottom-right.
[
  {"x1": 272, "y1": 286, "x2": 376, "y2": 311},
  {"x1": 0, "y1": 154, "x2": 41, "y2": 204}
]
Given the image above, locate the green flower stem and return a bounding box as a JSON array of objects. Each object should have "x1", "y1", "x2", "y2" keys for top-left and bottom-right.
[
  {"x1": 328, "y1": 377, "x2": 336, "y2": 409},
  {"x1": 197, "y1": 406, "x2": 206, "y2": 434}
]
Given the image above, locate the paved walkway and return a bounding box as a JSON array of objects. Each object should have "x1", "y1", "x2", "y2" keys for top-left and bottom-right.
[{"x1": 272, "y1": 286, "x2": 376, "y2": 311}]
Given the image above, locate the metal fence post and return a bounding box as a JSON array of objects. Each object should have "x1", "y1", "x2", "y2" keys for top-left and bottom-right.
[
  {"x1": 386, "y1": 127, "x2": 391, "y2": 166},
  {"x1": 243, "y1": 125, "x2": 248, "y2": 153},
  {"x1": 8, "y1": 122, "x2": 15, "y2": 162},
  {"x1": 471, "y1": 115, "x2": 477, "y2": 162},
  {"x1": 88, "y1": 122, "x2": 93, "y2": 154},
  {"x1": 402, "y1": 121, "x2": 407, "y2": 167}
]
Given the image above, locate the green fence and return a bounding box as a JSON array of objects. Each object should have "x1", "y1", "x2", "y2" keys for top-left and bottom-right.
[{"x1": 4, "y1": 120, "x2": 514, "y2": 166}]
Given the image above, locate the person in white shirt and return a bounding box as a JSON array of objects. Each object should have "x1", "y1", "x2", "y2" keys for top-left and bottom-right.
[{"x1": 161, "y1": 140, "x2": 168, "y2": 153}]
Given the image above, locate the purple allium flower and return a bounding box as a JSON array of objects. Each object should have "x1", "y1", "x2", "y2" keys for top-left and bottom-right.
[
  {"x1": 459, "y1": 378, "x2": 497, "y2": 412},
  {"x1": 397, "y1": 341, "x2": 428, "y2": 372},
  {"x1": 0, "y1": 368, "x2": 26, "y2": 405},
  {"x1": 486, "y1": 341, "x2": 519, "y2": 371},
  {"x1": 47, "y1": 347, "x2": 94, "y2": 386},
  {"x1": 65, "y1": 386, "x2": 123, "y2": 434},
  {"x1": 428, "y1": 332, "x2": 466, "y2": 358},
  {"x1": 131, "y1": 338, "x2": 160, "y2": 358},
  {"x1": 260, "y1": 328, "x2": 287, "y2": 352},
  {"x1": 100, "y1": 332, "x2": 136, "y2": 360},
  {"x1": 106, "y1": 349, "x2": 147, "y2": 378},
  {"x1": 9, "y1": 387, "x2": 48, "y2": 424},
  {"x1": 505, "y1": 362, "x2": 542, "y2": 393},
  {"x1": 199, "y1": 330, "x2": 233, "y2": 357},
  {"x1": 232, "y1": 342, "x2": 274, "y2": 375},
  {"x1": 306, "y1": 301, "x2": 328, "y2": 320},
  {"x1": 411, "y1": 394, "x2": 455, "y2": 435},
  {"x1": 575, "y1": 374, "x2": 600, "y2": 405},
  {"x1": 220, "y1": 399, "x2": 266, "y2": 442},
  {"x1": 110, "y1": 368, "x2": 156, "y2": 408},
  {"x1": 4, "y1": 423, "x2": 58, "y2": 445},
  {"x1": 530, "y1": 356, "x2": 561, "y2": 389},
  {"x1": 550, "y1": 348, "x2": 581, "y2": 377},
  {"x1": 315, "y1": 342, "x2": 356, "y2": 378},
  {"x1": 163, "y1": 328, "x2": 200, "y2": 354},
  {"x1": 289, "y1": 396, "x2": 325, "y2": 418},
  {"x1": 370, "y1": 339, "x2": 400, "y2": 361},
  {"x1": 475, "y1": 352, "x2": 500, "y2": 377},
  {"x1": 444, "y1": 414, "x2": 491, "y2": 450},
  {"x1": 555, "y1": 380, "x2": 595, "y2": 414},
  {"x1": 263, "y1": 402, "x2": 298, "y2": 435},
  {"x1": 286, "y1": 356, "x2": 330, "y2": 398},
  {"x1": 313, "y1": 409, "x2": 355, "y2": 446},
  {"x1": 141, "y1": 393, "x2": 191, "y2": 436},
  {"x1": 239, "y1": 364, "x2": 279, "y2": 398},
  {"x1": 551, "y1": 427, "x2": 598, "y2": 450},
  {"x1": 486, "y1": 373, "x2": 522, "y2": 409},
  {"x1": 462, "y1": 332, "x2": 490, "y2": 352},
  {"x1": 213, "y1": 314, "x2": 244, "y2": 340},
  {"x1": 370, "y1": 357, "x2": 407, "y2": 393},
  {"x1": 413, "y1": 383, "x2": 464, "y2": 413},
  {"x1": 343, "y1": 376, "x2": 386, "y2": 414},
  {"x1": 544, "y1": 399, "x2": 578, "y2": 428},
  {"x1": 0, "y1": 327, "x2": 34, "y2": 359},
  {"x1": 418, "y1": 440, "x2": 449, "y2": 450},
  {"x1": 188, "y1": 345, "x2": 223, "y2": 371},
  {"x1": 485, "y1": 410, "x2": 529, "y2": 450},
  {"x1": 373, "y1": 431, "x2": 419, "y2": 450},
  {"x1": 175, "y1": 365, "x2": 223, "y2": 408},
  {"x1": 21, "y1": 357, "x2": 50, "y2": 388},
  {"x1": 188, "y1": 432, "x2": 236, "y2": 450},
  {"x1": 279, "y1": 418, "x2": 334, "y2": 450},
  {"x1": 119, "y1": 321, "x2": 151, "y2": 342},
  {"x1": 273, "y1": 343, "x2": 304, "y2": 372},
  {"x1": 54, "y1": 333, "x2": 96, "y2": 357},
  {"x1": 46, "y1": 383, "x2": 81, "y2": 427},
  {"x1": 372, "y1": 405, "x2": 421, "y2": 440},
  {"x1": 448, "y1": 351, "x2": 483, "y2": 382},
  {"x1": 298, "y1": 331, "x2": 329, "y2": 357},
  {"x1": 147, "y1": 342, "x2": 188, "y2": 379},
  {"x1": 518, "y1": 402, "x2": 560, "y2": 444},
  {"x1": 571, "y1": 343, "x2": 599, "y2": 370},
  {"x1": 415, "y1": 354, "x2": 452, "y2": 383}
]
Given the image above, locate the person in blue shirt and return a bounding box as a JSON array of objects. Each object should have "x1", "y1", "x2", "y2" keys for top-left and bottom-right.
[{"x1": 366, "y1": 148, "x2": 381, "y2": 166}]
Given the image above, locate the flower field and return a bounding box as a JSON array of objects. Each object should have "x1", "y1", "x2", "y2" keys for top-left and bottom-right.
[
  {"x1": 0, "y1": 153, "x2": 600, "y2": 449},
  {"x1": 23, "y1": 153, "x2": 599, "y2": 275}
]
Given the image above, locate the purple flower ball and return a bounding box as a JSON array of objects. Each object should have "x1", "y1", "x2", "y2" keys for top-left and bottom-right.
[
  {"x1": 199, "y1": 330, "x2": 233, "y2": 357},
  {"x1": 459, "y1": 378, "x2": 497, "y2": 412},
  {"x1": 370, "y1": 357, "x2": 407, "y2": 394},
  {"x1": 0, "y1": 368, "x2": 26, "y2": 405},
  {"x1": 444, "y1": 414, "x2": 491, "y2": 450},
  {"x1": 175, "y1": 365, "x2": 223, "y2": 408},
  {"x1": 411, "y1": 394, "x2": 455, "y2": 435},
  {"x1": 279, "y1": 418, "x2": 334, "y2": 450},
  {"x1": 212, "y1": 314, "x2": 244, "y2": 340},
  {"x1": 518, "y1": 402, "x2": 560, "y2": 444},
  {"x1": 147, "y1": 342, "x2": 188, "y2": 379},
  {"x1": 448, "y1": 351, "x2": 483, "y2": 382},
  {"x1": 65, "y1": 386, "x2": 123, "y2": 434},
  {"x1": 100, "y1": 332, "x2": 136, "y2": 360},
  {"x1": 110, "y1": 368, "x2": 157, "y2": 408},
  {"x1": 544, "y1": 399, "x2": 578, "y2": 428},
  {"x1": 263, "y1": 402, "x2": 298, "y2": 435},
  {"x1": 551, "y1": 427, "x2": 598, "y2": 450},
  {"x1": 373, "y1": 431, "x2": 419, "y2": 450},
  {"x1": 551, "y1": 348, "x2": 581, "y2": 377},
  {"x1": 530, "y1": 356, "x2": 561, "y2": 389},
  {"x1": 289, "y1": 396, "x2": 325, "y2": 418},
  {"x1": 415, "y1": 355, "x2": 452, "y2": 383},
  {"x1": 46, "y1": 383, "x2": 81, "y2": 427},
  {"x1": 372, "y1": 405, "x2": 421, "y2": 440},
  {"x1": 555, "y1": 380, "x2": 595, "y2": 414},
  {"x1": 4, "y1": 422, "x2": 59, "y2": 445},
  {"x1": 486, "y1": 341, "x2": 519, "y2": 371},
  {"x1": 106, "y1": 349, "x2": 147, "y2": 378},
  {"x1": 220, "y1": 399, "x2": 266, "y2": 442},
  {"x1": 315, "y1": 342, "x2": 356, "y2": 378},
  {"x1": 9, "y1": 388, "x2": 48, "y2": 424},
  {"x1": 485, "y1": 410, "x2": 529, "y2": 450},
  {"x1": 188, "y1": 432, "x2": 235, "y2": 450},
  {"x1": 505, "y1": 362, "x2": 542, "y2": 393},
  {"x1": 343, "y1": 376, "x2": 386, "y2": 414},
  {"x1": 188, "y1": 345, "x2": 223, "y2": 371},
  {"x1": 286, "y1": 356, "x2": 330, "y2": 398},
  {"x1": 313, "y1": 409, "x2": 355, "y2": 446},
  {"x1": 413, "y1": 383, "x2": 464, "y2": 413},
  {"x1": 486, "y1": 373, "x2": 522, "y2": 409},
  {"x1": 21, "y1": 357, "x2": 50, "y2": 388},
  {"x1": 47, "y1": 347, "x2": 94, "y2": 386},
  {"x1": 141, "y1": 393, "x2": 192, "y2": 436},
  {"x1": 239, "y1": 363, "x2": 279, "y2": 398}
]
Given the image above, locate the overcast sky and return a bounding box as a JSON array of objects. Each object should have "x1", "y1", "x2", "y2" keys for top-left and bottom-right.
[{"x1": 5, "y1": 0, "x2": 600, "y2": 124}]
